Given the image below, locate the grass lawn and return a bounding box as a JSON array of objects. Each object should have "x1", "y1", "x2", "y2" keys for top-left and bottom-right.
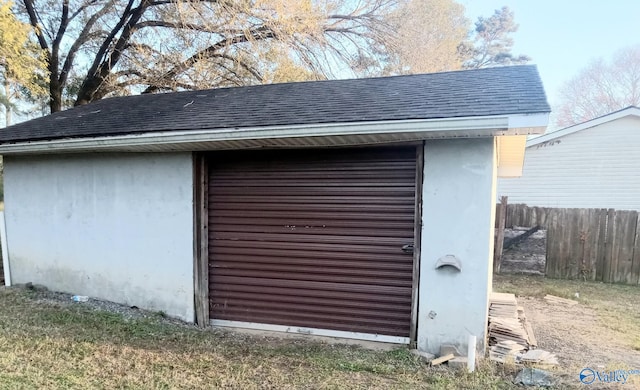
[
  {"x1": 0, "y1": 286, "x2": 519, "y2": 389},
  {"x1": 3, "y1": 276, "x2": 635, "y2": 389}
]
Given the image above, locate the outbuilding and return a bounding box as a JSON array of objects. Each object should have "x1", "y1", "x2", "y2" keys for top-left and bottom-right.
[{"x1": 0, "y1": 65, "x2": 549, "y2": 355}]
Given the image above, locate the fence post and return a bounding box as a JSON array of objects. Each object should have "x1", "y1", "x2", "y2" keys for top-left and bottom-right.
[{"x1": 494, "y1": 196, "x2": 508, "y2": 274}]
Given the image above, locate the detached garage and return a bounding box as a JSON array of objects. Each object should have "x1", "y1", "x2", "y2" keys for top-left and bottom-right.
[{"x1": 0, "y1": 65, "x2": 549, "y2": 355}]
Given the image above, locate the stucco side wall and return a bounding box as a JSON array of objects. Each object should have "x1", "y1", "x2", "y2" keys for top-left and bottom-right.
[
  {"x1": 4, "y1": 153, "x2": 195, "y2": 322},
  {"x1": 418, "y1": 138, "x2": 496, "y2": 354}
]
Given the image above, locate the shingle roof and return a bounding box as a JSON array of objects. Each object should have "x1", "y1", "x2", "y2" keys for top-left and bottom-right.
[{"x1": 0, "y1": 65, "x2": 549, "y2": 143}]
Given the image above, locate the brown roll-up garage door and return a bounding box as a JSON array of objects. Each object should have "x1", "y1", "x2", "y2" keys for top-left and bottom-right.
[{"x1": 208, "y1": 147, "x2": 417, "y2": 339}]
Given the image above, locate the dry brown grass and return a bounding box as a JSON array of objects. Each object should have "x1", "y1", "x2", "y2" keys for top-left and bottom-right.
[
  {"x1": 494, "y1": 274, "x2": 640, "y2": 388},
  {"x1": 494, "y1": 274, "x2": 640, "y2": 352},
  {"x1": 0, "y1": 287, "x2": 520, "y2": 389}
]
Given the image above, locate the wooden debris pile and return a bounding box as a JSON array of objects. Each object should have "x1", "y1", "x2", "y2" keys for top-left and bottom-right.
[
  {"x1": 489, "y1": 340, "x2": 525, "y2": 363},
  {"x1": 488, "y1": 293, "x2": 531, "y2": 347},
  {"x1": 488, "y1": 292, "x2": 557, "y2": 366},
  {"x1": 411, "y1": 344, "x2": 470, "y2": 370},
  {"x1": 544, "y1": 294, "x2": 578, "y2": 306},
  {"x1": 520, "y1": 349, "x2": 559, "y2": 366},
  {"x1": 489, "y1": 292, "x2": 518, "y2": 318}
]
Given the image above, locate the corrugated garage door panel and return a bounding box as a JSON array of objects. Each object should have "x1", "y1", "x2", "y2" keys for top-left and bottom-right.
[{"x1": 208, "y1": 147, "x2": 416, "y2": 337}]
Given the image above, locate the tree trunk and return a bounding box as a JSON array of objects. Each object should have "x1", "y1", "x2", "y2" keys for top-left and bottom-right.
[
  {"x1": 3, "y1": 79, "x2": 12, "y2": 127},
  {"x1": 49, "y1": 65, "x2": 63, "y2": 113},
  {"x1": 5, "y1": 107, "x2": 11, "y2": 128},
  {"x1": 74, "y1": 78, "x2": 100, "y2": 107}
]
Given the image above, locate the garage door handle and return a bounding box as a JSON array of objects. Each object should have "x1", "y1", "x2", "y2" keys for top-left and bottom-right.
[{"x1": 401, "y1": 244, "x2": 414, "y2": 254}]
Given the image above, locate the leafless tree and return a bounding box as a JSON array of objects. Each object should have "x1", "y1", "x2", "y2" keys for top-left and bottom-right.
[
  {"x1": 18, "y1": 0, "x2": 396, "y2": 112},
  {"x1": 555, "y1": 44, "x2": 640, "y2": 127},
  {"x1": 374, "y1": 0, "x2": 470, "y2": 75}
]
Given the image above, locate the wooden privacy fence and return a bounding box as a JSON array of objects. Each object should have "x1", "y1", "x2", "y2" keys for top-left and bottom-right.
[{"x1": 500, "y1": 204, "x2": 640, "y2": 284}]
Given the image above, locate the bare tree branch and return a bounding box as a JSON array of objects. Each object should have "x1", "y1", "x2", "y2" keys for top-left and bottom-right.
[
  {"x1": 16, "y1": 0, "x2": 409, "y2": 112},
  {"x1": 555, "y1": 44, "x2": 640, "y2": 127},
  {"x1": 60, "y1": 2, "x2": 115, "y2": 88},
  {"x1": 77, "y1": 0, "x2": 153, "y2": 104},
  {"x1": 142, "y1": 26, "x2": 276, "y2": 94},
  {"x1": 22, "y1": 0, "x2": 49, "y2": 51}
]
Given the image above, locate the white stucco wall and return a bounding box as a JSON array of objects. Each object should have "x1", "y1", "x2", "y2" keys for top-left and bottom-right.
[
  {"x1": 418, "y1": 138, "x2": 496, "y2": 354},
  {"x1": 3, "y1": 153, "x2": 195, "y2": 322}
]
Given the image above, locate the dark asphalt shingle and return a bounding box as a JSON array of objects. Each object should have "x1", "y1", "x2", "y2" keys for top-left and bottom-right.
[{"x1": 0, "y1": 65, "x2": 550, "y2": 143}]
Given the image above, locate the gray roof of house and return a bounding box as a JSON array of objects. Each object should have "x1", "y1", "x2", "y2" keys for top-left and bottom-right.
[{"x1": 0, "y1": 65, "x2": 549, "y2": 143}]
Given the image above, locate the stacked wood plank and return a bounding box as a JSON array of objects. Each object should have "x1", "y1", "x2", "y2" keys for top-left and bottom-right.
[
  {"x1": 488, "y1": 317, "x2": 529, "y2": 346},
  {"x1": 517, "y1": 305, "x2": 537, "y2": 348},
  {"x1": 488, "y1": 293, "x2": 529, "y2": 347},
  {"x1": 489, "y1": 292, "x2": 518, "y2": 318},
  {"x1": 489, "y1": 340, "x2": 526, "y2": 363},
  {"x1": 519, "y1": 349, "x2": 559, "y2": 366},
  {"x1": 488, "y1": 293, "x2": 539, "y2": 347},
  {"x1": 487, "y1": 292, "x2": 558, "y2": 366},
  {"x1": 524, "y1": 321, "x2": 537, "y2": 348}
]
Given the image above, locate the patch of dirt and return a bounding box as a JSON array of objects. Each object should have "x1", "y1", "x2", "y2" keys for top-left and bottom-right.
[
  {"x1": 520, "y1": 297, "x2": 640, "y2": 387},
  {"x1": 500, "y1": 227, "x2": 546, "y2": 275}
]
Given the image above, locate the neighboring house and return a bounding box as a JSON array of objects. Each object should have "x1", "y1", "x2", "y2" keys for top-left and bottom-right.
[
  {"x1": 498, "y1": 106, "x2": 640, "y2": 210},
  {"x1": 0, "y1": 65, "x2": 549, "y2": 355}
]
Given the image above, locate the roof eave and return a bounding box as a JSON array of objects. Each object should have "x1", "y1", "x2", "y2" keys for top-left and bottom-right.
[
  {"x1": 527, "y1": 106, "x2": 640, "y2": 147},
  {"x1": 0, "y1": 113, "x2": 549, "y2": 155},
  {"x1": 497, "y1": 135, "x2": 528, "y2": 178}
]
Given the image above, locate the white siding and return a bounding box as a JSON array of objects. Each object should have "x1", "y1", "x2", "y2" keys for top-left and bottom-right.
[
  {"x1": 3, "y1": 153, "x2": 195, "y2": 321},
  {"x1": 498, "y1": 116, "x2": 640, "y2": 210}
]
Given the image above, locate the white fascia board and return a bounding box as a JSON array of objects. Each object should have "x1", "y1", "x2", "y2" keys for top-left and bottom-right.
[
  {"x1": 508, "y1": 112, "x2": 550, "y2": 129},
  {"x1": 527, "y1": 107, "x2": 640, "y2": 147},
  {"x1": 0, "y1": 113, "x2": 547, "y2": 155}
]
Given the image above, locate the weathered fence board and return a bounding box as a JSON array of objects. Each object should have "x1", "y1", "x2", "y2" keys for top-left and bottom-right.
[
  {"x1": 603, "y1": 209, "x2": 615, "y2": 282},
  {"x1": 595, "y1": 210, "x2": 608, "y2": 282},
  {"x1": 612, "y1": 211, "x2": 638, "y2": 284},
  {"x1": 493, "y1": 196, "x2": 507, "y2": 273},
  {"x1": 631, "y1": 216, "x2": 640, "y2": 285},
  {"x1": 498, "y1": 203, "x2": 640, "y2": 285}
]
